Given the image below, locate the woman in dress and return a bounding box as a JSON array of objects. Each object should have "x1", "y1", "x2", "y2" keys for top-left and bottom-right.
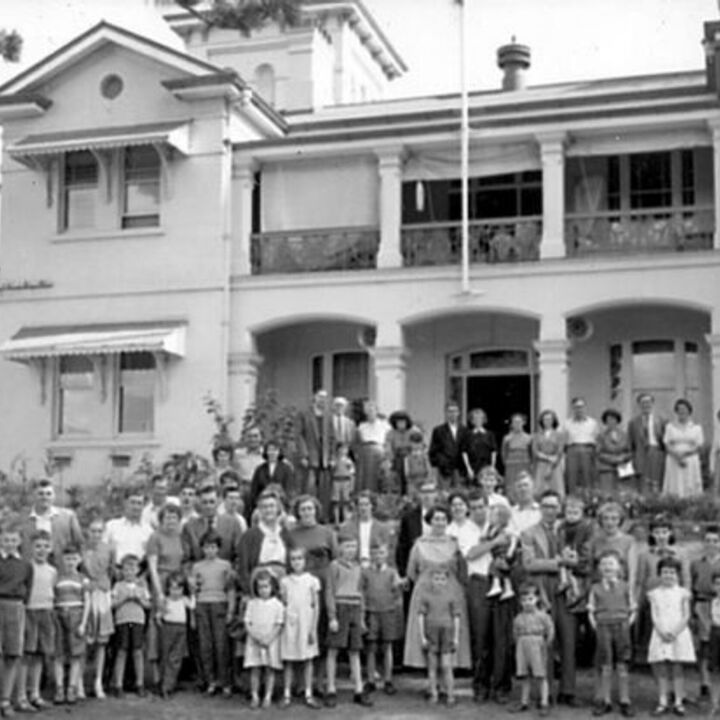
[
  {"x1": 249, "y1": 440, "x2": 296, "y2": 513},
  {"x1": 532, "y1": 410, "x2": 565, "y2": 498},
  {"x1": 501, "y1": 414, "x2": 533, "y2": 492},
  {"x1": 461, "y1": 408, "x2": 498, "y2": 480},
  {"x1": 146, "y1": 503, "x2": 184, "y2": 691},
  {"x1": 596, "y1": 409, "x2": 632, "y2": 496},
  {"x1": 237, "y1": 491, "x2": 291, "y2": 595},
  {"x1": 663, "y1": 399, "x2": 704, "y2": 498},
  {"x1": 356, "y1": 401, "x2": 391, "y2": 493},
  {"x1": 403, "y1": 504, "x2": 471, "y2": 670}
]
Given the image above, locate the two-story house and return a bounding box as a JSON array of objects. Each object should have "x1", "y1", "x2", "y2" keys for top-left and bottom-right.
[{"x1": 0, "y1": 1, "x2": 719, "y2": 482}]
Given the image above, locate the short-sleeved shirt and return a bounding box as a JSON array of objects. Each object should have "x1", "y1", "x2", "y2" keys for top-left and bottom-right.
[
  {"x1": 146, "y1": 530, "x2": 184, "y2": 578},
  {"x1": 417, "y1": 586, "x2": 457, "y2": 628},
  {"x1": 513, "y1": 609, "x2": 554, "y2": 638},
  {"x1": 112, "y1": 579, "x2": 150, "y2": 625},
  {"x1": 103, "y1": 517, "x2": 153, "y2": 564},
  {"x1": 55, "y1": 572, "x2": 88, "y2": 609},
  {"x1": 28, "y1": 562, "x2": 56, "y2": 610}
]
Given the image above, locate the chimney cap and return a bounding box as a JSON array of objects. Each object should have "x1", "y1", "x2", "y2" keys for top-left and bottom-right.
[{"x1": 497, "y1": 38, "x2": 531, "y2": 70}]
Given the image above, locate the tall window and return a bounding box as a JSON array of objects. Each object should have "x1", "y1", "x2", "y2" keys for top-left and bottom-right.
[
  {"x1": 122, "y1": 147, "x2": 161, "y2": 229},
  {"x1": 118, "y1": 352, "x2": 156, "y2": 434},
  {"x1": 311, "y1": 351, "x2": 369, "y2": 400},
  {"x1": 62, "y1": 151, "x2": 98, "y2": 231},
  {"x1": 57, "y1": 356, "x2": 97, "y2": 435},
  {"x1": 630, "y1": 339, "x2": 701, "y2": 418}
]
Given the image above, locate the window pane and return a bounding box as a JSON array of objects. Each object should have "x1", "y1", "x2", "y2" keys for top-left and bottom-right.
[
  {"x1": 123, "y1": 147, "x2": 160, "y2": 228},
  {"x1": 469, "y1": 350, "x2": 528, "y2": 370},
  {"x1": 58, "y1": 356, "x2": 96, "y2": 436},
  {"x1": 685, "y1": 344, "x2": 700, "y2": 388},
  {"x1": 311, "y1": 356, "x2": 324, "y2": 393},
  {"x1": 119, "y1": 352, "x2": 155, "y2": 434},
  {"x1": 630, "y1": 152, "x2": 671, "y2": 209},
  {"x1": 332, "y1": 352, "x2": 368, "y2": 401},
  {"x1": 632, "y1": 351, "x2": 675, "y2": 388},
  {"x1": 63, "y1": 151, "x2": 97, "y2": 231}
]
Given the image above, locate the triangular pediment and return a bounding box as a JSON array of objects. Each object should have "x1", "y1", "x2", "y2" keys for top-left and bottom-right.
[{"x1": 0, "y1": 21, "x2": 220, "y2": 95}]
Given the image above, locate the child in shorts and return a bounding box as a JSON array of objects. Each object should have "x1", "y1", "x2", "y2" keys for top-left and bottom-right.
[
  {"x1": 588, "y1": 551, "x2": 636, "y2": 717},
  {"x1": 511, "y1": 583, "x2": 554, "y2": 716},
  {"x1": 417, "y1": 568, "x2": 460, "y2": 706},
  {"x1": 111, "y1": 553, "x2": 151, "y2": 697},
  {"x1": 325, "y1": 534, "x2": 372, "y2": 708},
  {"x1": 0, "y1": 522, "x2": 33, "y2": 717},
  {"x1": 331, "y1": 443, "x2": 355, "y2": 526},
  {"x1": 361, "y1": 541, "x2": 403, "y2": 695},
  {"x1": 16, "y1": 530, "x2": 56, "y2": 711},
  {"x1": 53, "y1": 544, "x2": 90, "y2": 705}
]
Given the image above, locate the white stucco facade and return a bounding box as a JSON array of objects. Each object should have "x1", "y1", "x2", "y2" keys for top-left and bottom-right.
[{"x1": 1, "y1": 5, "x2": 720, "y2": 485}]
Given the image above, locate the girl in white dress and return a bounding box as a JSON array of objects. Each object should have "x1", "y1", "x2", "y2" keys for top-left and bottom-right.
[
  {"x1": 279, "y1": 547, "x2": 321, "y2": 708},
  {"x1": 647, "y1": 556, "x2": 696, "y2": 716},
  {"x1": 244, "y1": 570, "x2": 285, "y2": 709}
]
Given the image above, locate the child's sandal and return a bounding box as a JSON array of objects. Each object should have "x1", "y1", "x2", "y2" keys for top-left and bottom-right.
[{"x1": 651, "y1": 705, "x2": 669, "y2": 717}]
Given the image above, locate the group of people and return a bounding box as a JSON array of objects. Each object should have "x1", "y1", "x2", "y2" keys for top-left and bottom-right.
[{"x1": 0, "y1": 388, "x2": 718, "y2": 718}]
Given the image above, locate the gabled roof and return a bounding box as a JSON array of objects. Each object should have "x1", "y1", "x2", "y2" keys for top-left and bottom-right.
[{"x1": 0, "y1": 20, "x2": 222, "y2": 95}]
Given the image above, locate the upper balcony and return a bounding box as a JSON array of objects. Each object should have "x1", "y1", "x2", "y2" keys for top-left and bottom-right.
[{"x1": 245, "y1": 145, "x2": 718, "y2": 275}]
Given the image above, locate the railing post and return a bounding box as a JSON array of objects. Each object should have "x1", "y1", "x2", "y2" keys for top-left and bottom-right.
[
  {"x1": 709, "y1": 119, "x2": 720, "y2": 250},
  {"x1": 376, "y1": 147, "x2": 405, "y2": 269},
  {"x1": 537, "y1": 132, "x2": 567, "y2": 260}
]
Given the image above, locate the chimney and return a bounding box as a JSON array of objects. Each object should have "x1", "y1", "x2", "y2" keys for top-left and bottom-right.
[{"x1": 497, "y1": 37, "x2": 531, "y2": 91}]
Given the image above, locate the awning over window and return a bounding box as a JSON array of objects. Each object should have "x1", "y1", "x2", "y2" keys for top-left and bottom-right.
[
  {"x1": 7, "y1": 121, "x2": 190, "y2": 161},
  {"x1": 0, "y1": 322, "x2": 187, "y2": 362}
]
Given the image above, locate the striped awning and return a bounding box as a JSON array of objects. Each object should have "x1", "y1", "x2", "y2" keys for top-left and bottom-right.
[
  {"x1": 8, "y1": 121, "x2": 190, "y2": 161},
  {"x1": 0, "y1": 322, "x2": 187, "y2": 362}
]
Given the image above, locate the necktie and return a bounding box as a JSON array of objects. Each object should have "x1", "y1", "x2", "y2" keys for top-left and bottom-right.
[
  {"x1": 543, "y1": 524, "x2": 558, "y2": 557},
  {"x1": 643, "y1": 416, "x2": 650, "y2": 442}
]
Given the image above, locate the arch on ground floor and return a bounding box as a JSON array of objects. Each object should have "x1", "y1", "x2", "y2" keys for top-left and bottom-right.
[
  {"x1": 247, "y1": 312, "x2": 377, "y2": 336},
  {"x1": 563, "y1": 296, "x2": 714, "y2": 320}
]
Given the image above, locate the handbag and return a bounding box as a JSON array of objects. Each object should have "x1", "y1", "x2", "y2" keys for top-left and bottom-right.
[{"x1": 617, "y1": 460, "x2": 635, "y2": 479}]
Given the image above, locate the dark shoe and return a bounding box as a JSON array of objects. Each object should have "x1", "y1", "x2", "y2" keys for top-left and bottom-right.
[
  {"x1": 353, "y1": 692, "x2": 373, "y2": 707},
  {"x1": 539, "y1": 704, "x2": 550, "y2": 717},
  {"x1": 304, "y1": 696, "x2": 321, "y2": 709},
  {"x1": 557, "y1": 694, "x2": 580, "y2": 708},
  {"x1": 52, "y1": 691, "x2": 65, "y2": 706},
  {"x1": 383, "y1": 681, "x2": 397, "y2": 696},
  {"x1": 324, "y1": 693, "x2": 337, "y2": 709},
  {"x1": 593, "y1": 702, "x2": 613, "y2": 716},
  {"x1": 700, "y1": 685, "x2": 710, "y2": 700},
  {"x1": 14, "y1": 701, "x2": 36, "y2": 714},
  {"x1": 28, "y1": 698, "x2": 48, "y2": 711},
  {"x1": 673, "y1": 705, "x2": 686, "y2": 717},
  {"x1": 364, "y1": 682, "x2": 376, "y2": 693},
  {"x1": 651, "y1": 705, "x2": 669, "y2": 716},
  {"x1": 509, "y1": 702, "x2": 529, "y2": 713},
  {"x1": 280, "y1": 697, "x2": 291, "y2": 709},
  {"x1": 159, "y1": 690, "x2": 170, "y2": 700},
  {"x1": 135, "y1": 687, "x2": 146, "y2": 698},
  {"x1": 445, "y1": 695, "x2": 457, "y2": 707},
  {"x1": 0, "y1": 703, "x2": 16, "y2": 719},
  {"x1": 494, "y1": 691, "x2": 510, "y2": 705},
  {"x1": 620, "y1": 703, "x2": 636, "y2": 717}
]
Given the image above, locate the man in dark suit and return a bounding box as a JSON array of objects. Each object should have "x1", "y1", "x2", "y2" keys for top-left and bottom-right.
[
  {"x1": 522, "y1": 490, "x2": 590, "y2": 707},
  {"x1": 428, "y1": 401, "x2": 470, "y2": 489},
  {"x1": 395, "y1": 480, "x2": 438, "y2": 577},
  {"x1": 627, "y1": 392, "x2": 666, "y2": 494},
  {"x1": 296, "y1": 390, "x2": 334, "y2": 512}
]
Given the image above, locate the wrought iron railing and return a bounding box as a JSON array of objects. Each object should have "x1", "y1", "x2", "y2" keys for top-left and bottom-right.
[
  {"x1": 565, "y1": 206, "x2": 714, "y2": 257},
  {"x1": 250, "y1": 226, "x2": 379, "y2": 274},
  {"x1": 401, "y1": 217, "x2": 541, "y2": 267}
]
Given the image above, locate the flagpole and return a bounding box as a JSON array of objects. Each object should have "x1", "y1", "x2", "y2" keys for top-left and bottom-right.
[{"x1": 458, "y1": 0, "x2": 470, "y2": 293}]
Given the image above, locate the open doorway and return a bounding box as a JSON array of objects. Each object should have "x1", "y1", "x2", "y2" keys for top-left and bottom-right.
[{"x1": 466, "y1": 374, "x2": 532, "y2": 447}]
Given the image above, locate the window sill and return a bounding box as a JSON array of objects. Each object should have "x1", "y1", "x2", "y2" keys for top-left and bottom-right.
[
  {"x1": 50, "y1": 227, "x2": 165, "y2": 244},
  {"x1": 47, "y1": 437, "x2": 161, "y2": 451}
]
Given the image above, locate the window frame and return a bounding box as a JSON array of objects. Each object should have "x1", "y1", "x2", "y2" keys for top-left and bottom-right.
[
  {"x1": 310, "y1": 350, "x2": 370, "y2": 402},
  {"x1": 120, "y1": 146, "x2": 161, "y2": 230},
  {"x1": 60, "y1": 150, "x2": 99, "y2": 233}
]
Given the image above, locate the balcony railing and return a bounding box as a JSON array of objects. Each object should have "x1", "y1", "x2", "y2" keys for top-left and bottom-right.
[
  {"x1": 401, "y1": 217, "x2": 541, "y2": 267},
  {"x1": 250, "y1": 226, "x2": 379, "y2": 274},
  {"x1": 565, "y1": 206, "x2": 714, "y2": 257}
]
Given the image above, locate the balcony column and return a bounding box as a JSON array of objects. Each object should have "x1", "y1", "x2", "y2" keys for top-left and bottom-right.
[
  {"x1": 228, "y1": 329, "x2": 263, "y2": 424},
  {"x1": 537, "y1": 132, "x2": 567, "y2": 260},
  {"x1": 376, "y1": 147, "x2": 405, "y2": 269},
  {"x1": 706, "y1": 333, "x2": 720, "y2": 443},
  {"x1": 710, "y1": 120, "x2": 720, "y2": 249},
  {"x1": 232, "y1": 158, "x2": 257, "y2": 276},
  {"x1": 534, "y1": 313, "x2": 570, "y2": 417},
  {"x1": 371, "y1": 321, "x2": 407, "y2": 412}
]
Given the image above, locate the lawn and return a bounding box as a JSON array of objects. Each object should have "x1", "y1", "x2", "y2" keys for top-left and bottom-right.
[{"x1": 33, "y1": 668, "x2": 706, "y2": 720}]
